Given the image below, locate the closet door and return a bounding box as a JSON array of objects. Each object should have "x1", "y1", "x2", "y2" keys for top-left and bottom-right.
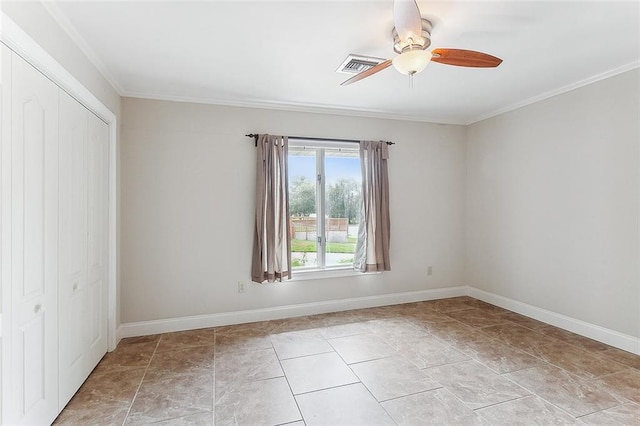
[
  {"x1": 6, "y1": 50, "x2": 59, "y2": 426},
  {"x1": 0, "y1": 41, "x2": 9, "y2": 426},
  {"x1": 86, "y1": 111, "x2": 108, "y2": 370},
  {"x1": 58, "y1": 90, "x2": 89, "y2": 408},
  {"x1": 58, "y1": 94, "x2": 109, "y2": 408}
]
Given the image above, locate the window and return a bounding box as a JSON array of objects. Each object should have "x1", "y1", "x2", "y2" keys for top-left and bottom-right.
[{"x1": 288, "y1": 140, "x2": 362, "y2": 271}]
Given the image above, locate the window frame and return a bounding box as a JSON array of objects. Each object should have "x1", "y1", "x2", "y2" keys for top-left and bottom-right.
[{"x1": 288, "y1": 139, "x2": 361, "y2": 274}]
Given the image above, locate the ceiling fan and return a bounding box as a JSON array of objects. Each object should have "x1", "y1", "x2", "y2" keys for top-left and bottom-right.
[{"x1": 341, "y1": 0, "x2": 503, "y2": 86}]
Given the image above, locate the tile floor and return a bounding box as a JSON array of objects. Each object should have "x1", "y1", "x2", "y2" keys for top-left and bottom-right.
[{"x1": 54, "y1": 296, "x2": 640, "y2": 425}]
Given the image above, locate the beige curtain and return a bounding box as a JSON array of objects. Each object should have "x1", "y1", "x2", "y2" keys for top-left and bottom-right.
[
  {"x1": 354, "y1": 140, "x2": 391, "y2": 272},
  {"x1": 252, "y1": 134, "x2": 292, "y2": 283}
]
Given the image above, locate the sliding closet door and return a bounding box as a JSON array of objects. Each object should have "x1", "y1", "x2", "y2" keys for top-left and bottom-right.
[
  {"x1": 6, "y1": 50, "x2": 59, "y2": 426},
  {"x1": 86, "y1": 111, "x2": 109, "y2": 369},
  {"x1": 58, "y1": 90, "x2": 89, "y2": 408}
]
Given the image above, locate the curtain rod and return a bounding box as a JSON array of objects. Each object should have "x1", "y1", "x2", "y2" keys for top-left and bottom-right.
[{"x1": 245, "y1": 134, "x2": 394, "y2": 147}]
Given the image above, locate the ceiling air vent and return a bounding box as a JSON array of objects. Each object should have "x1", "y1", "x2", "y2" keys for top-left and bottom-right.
[{"x1": 336, "y1": 54, "x2": 386, "y2": 74}]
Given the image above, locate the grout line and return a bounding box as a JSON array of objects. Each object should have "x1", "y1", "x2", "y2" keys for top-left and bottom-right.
[
  {"x1": 574, "y1": 402, "x2": 628, "y2": 420},
  {"x1": 145, "y1": 410, "x2": 213, "y2": 425},
  {"x1": 88, "y1": 300, "x2": 634, "y2": 425},
  {"x1": 275, "y1": 348, "x2": 335, "y2": 362},
  {"x1": 212, "y1": 328, "x2": 217, "y2": 425},
  {"x1": 497, "y1": 365, "x2": 539, "y2": 376},
  {"x1": 276, "y1": 420, "x2": 307, "y2": 426},
  {"x1": 249, "y1": 374, "x2": 287, "y2": 383},
  {"x1": 420, "y1": 358, "x2": 475, "y2": 371},
  {"x1": 587, "y1": 366, "x2": 636, "y2": 382},
  {"x1": 330, "y1": 335, "x2": 401, "y2": 422},
  {"x1": 376, "y1": 386, "x2": 445, "y2": 404},
  {"x1": 472, "y1": 394, "x2": 533, "y2": 412},
  {"x1": 120, "y1": 336, "x2": 162, "y2": 425},
  {"x1": 274, "y1": 344, "x2": 306, "y2": 424},
  {"x1": 517, "y1": 389, "x2": 601, "y2": 420},
  {"x1": 343, "y1": 353, "x2": 397, "y2": 366},
  {"x1": 292, "y1": 381, "x2": 363, "y2": 397},
  {"x1": 495, "y1": 370, "x2": 590, "y2": 420}
]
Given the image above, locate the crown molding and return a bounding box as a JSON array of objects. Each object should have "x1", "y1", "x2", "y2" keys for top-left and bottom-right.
[
  {"x1": 41, "y1": 0, "x2": 125, "y2": 95},
  {"x1": 121, "y1": 90, "x2": 467, "y2": 125},
  {"x1": 37, "y1": 0, "x2": 640, "y2": 127},
  {"x1": 466, "y1": 60, "x2": 640, "y2": 125}
]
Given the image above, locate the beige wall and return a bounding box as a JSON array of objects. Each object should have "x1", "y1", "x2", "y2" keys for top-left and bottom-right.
[
  {"x1": 120, "y1": 98, "x2": 467, "y2": 323},
  {"x1": 466, "y1": 69, "x2": 640, "y2": 338},
  {"x1": 6, "y1": 1, "x2": 637, "y2": 339}
]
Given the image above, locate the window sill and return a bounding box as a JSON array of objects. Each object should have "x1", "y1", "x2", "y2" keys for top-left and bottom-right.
[{"x1": 289, "y1": 268, "x2": 378, "y2": 282}]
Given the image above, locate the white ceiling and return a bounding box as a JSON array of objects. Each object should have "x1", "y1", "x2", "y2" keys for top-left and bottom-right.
[{"x1": 47, "y1": 1, "x2": 640, "y2": 124}]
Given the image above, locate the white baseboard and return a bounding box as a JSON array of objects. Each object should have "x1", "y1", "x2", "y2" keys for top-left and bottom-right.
[
  {"x1": 467, "y1": 286, "x2": 640, "y2": 355},
  {"x1": 117, "y1": 286, "x2": 467, "y2": 339},
  {"x1": 117, "y1": 285, "x2": 639, "y2": 356}
]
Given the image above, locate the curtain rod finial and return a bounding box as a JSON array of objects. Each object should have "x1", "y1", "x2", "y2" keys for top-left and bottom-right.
[{"x1": 246, "y1": 133, "x2": 259, "y2": 146}]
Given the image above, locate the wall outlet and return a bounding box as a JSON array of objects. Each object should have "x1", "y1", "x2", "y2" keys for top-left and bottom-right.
[
  {"x1": 427, "y1": 266, "x2": 433, "y2": 276},
  {"x1": 237, "y1": 281, "x2": 246, "y2": 293}
]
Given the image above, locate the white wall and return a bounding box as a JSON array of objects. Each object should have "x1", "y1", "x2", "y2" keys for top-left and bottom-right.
[
  {"x1": 466, "y1": 69, "x2": 640, "y2": 338},
  {"x1": 121, "y1": 98, "x2": 467, "y2": 323}
]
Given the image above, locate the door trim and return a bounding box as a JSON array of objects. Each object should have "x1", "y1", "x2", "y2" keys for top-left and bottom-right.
[{"x1": 1, "y1": 12, "x2": 119, "y2": 351}]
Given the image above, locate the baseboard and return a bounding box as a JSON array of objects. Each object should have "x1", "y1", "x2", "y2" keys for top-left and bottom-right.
[
  {"x1": 117, "y1": 285, "x2": 640, "y2": 356},
  {"x1": 117, "y1": 286, "x2": 467, "y2": 339},
  {"x1": 467, "y1": 286, "x2": 640, "y2": 355}
]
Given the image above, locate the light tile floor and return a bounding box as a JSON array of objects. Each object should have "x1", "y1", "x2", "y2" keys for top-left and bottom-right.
[{"x1": 54, "y1": 297, "x2": 640, "y2": 425}]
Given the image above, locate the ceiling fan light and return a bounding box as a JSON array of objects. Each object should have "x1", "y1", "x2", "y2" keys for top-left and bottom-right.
[{"x1": 392, "y1": 50, "x2": 432, "y2": 75}]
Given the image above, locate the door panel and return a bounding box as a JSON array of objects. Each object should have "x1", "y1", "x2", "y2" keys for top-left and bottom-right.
[
  {"x1": 8, "y1": 51, "x2": 59, "y2": 426},
  {"x1": 58, "y1": 90, "x2": 89, "y2": 409},
  {"x1": 21, "y1": 313, "x2": 45, "y2": 412},
  {"x1": 89, "y1": 279, "x2": 102, "y2": 346},
  {"x1": 0, "y1": 42, "x2": 10, "y2": 426},
  {"x1": 22, "y1": 98, "x2": 46, "y2": 298},
  {"x1": 86, "y1": 112, "x2": 108, "y2": 367}
]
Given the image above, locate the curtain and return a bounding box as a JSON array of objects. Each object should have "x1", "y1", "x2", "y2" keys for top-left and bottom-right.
[
  {"x1": 252, "y1": 134, "x2": 292, "y2": 283},
  {"x1": 354, "y1": 140, "x2": 391, "y2": 272}
]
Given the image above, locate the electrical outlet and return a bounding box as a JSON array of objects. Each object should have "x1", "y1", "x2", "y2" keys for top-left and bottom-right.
[
  {"x1": 427, "y1": 266, "x2": 433, "y2": 276},
  {"x1": 237, "y1": 281, "x2": 246, "y2": 293}
]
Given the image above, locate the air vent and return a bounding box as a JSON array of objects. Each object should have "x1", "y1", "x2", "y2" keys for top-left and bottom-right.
[{"x1": 336, "y1": 54, "x2": 386, "y2": 74}]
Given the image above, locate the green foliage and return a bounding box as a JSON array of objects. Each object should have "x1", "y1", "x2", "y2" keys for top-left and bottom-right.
[
  {"x1": 288, "y1": 176, "x2": 362, "y2": 225},
  {"x1": 325, "y1": 242, "x2": 357, "y2": 253},
  {"x1": 291, "y1": 253, "x2": 308, "y2": 268},
  {"x1": 326, "y1": 178, "x2": 361, "y2": 224},
  {"x1": 289, "y1": 176, "x2": 316, "y2": 216},
  {"x1": 291, "y1": 239, "x2": 356, "y2": 254},
  {"x1": 291, "y1": 239, "x2": 317, "y2": 252}
]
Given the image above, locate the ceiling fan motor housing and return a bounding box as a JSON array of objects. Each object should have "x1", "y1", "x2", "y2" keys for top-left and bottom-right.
[{"x1": 392, "y1": 18, "x2": 433, "y2": 54}]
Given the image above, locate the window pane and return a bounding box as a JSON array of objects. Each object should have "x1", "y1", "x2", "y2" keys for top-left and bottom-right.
[
  {"x1": 324, "y1": 149, "x2": 361, "y2": 268},
  {"x1": 288, "y1": 148, "x2": 318, "y2": 269}
]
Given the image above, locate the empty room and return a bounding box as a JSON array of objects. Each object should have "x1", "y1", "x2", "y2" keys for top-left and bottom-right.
[{"x1": 1, "y1": 0, "x2": 639, "y2": 425}]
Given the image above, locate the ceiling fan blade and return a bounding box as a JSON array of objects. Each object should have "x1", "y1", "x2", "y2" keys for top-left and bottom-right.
[
  {"x1": 341, "y1": 60, "x2": 392, "y2": 86},
  {"x1": 431, "y1": 48, "x2": 503, "y2": 68},
  {"x1": 394, "y1": 0, "x2": 422, "y2": 43}
]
